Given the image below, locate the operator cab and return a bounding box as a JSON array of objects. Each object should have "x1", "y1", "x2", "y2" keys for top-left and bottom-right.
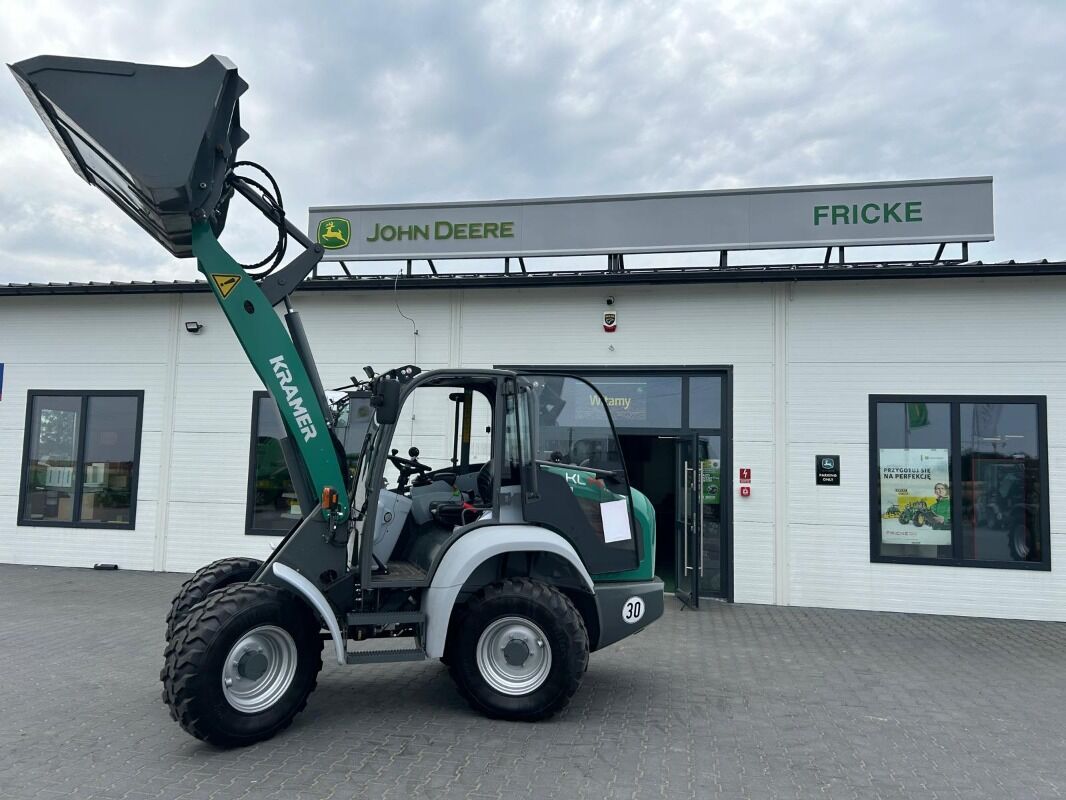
[
  {"x1": 362, "y1": 374, "x2": 503, "y2": 584},
  {"x1": 350, "y1": 369, "x2": 644, "y2": 589}
]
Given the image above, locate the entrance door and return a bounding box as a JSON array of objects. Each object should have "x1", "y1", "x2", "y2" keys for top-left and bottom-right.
[
  {"x1": 676, "y1": 434, "x2": 725, "y2": 606},
  {"x1": 675, "y1": 438, "x2": 700, "y2": 606}
]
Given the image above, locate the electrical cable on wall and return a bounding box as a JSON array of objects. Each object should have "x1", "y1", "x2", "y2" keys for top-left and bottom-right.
[{"x1": 394, "y1": 268, "x2": 419, "y2": 441}]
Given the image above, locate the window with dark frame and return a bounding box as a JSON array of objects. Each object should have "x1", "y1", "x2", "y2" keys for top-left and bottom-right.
[
  {"x1": 870, "y1": 396, "x2": 1050, "y2": 570},
  {"x1": 18, "y1": 391, "x2": 144, "y2": 529},
  {"x1": 246, "y1": 390, "x2": 377, "y2": 536},
  {"x1": 247, "y1": 393, "x2": 299, "y2": 535}
]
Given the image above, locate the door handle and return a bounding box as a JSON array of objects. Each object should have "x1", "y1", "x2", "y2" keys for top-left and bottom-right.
[
  {"x1": 698, "y1": 462, "x2": 704, "y2": 576},
  {"x1": 683, "y1": 461, "x2": 693, "y2": 574}
]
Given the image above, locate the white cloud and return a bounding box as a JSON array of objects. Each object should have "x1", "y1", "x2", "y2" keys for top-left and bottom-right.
[{"x1": 1, "y1": 0, "x2": 1064, "y2": 284}]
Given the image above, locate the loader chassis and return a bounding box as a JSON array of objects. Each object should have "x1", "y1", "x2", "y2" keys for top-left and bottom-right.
[{"x1": 11, "y1": 53, "x2": 665, "y2": 748}]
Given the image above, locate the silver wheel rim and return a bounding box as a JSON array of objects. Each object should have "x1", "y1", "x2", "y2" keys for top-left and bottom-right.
[
  {"x1": 476, "y1": 616, "x2": 552, "y2": 696},
  {"x1": 221, "y1": 625, "x2": 298, "y2": 713}
]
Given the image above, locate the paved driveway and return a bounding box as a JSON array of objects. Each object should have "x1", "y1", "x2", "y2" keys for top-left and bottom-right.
[{"x1": 1, "y1": 563, "x2": 1064, "y2": 799}]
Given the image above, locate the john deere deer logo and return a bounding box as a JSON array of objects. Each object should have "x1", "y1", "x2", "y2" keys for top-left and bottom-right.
[{"x1": 317, "y1": 217, "x2": 351, "y2": 249}]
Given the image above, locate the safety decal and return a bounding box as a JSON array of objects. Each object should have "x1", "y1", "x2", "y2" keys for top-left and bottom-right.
[{"x1": 212, "y1": 274, "x2": 242, "y2": 299}]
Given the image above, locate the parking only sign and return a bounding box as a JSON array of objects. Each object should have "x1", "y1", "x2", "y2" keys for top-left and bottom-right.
[{"x1": 816, "y1": 455, "x2": 840, "y2": 486}]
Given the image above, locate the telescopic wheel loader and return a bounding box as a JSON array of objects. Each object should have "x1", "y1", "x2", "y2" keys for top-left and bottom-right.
[{"x1": 11, "y1": 54, "x2": 665, "y2": 747}]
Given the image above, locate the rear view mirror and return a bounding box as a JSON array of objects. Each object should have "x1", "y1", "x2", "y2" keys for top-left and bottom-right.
[
  {"x1": 9, "y1": 54, "x2": 248, "y2": 258},
  {"x1": 371, "y1": 379, "x2": 401, "y2": 425}
]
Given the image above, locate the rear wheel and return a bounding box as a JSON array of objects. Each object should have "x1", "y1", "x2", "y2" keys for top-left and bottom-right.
[
  {"x1": 165, "y1": 557, "x2": 262, "y2": 640},
  {"x1": 161, "y1": 582, "x2": 322, "y2": 747},
  {"x1": 448, "y1": 578, "x2": 588, "y2": 721}
]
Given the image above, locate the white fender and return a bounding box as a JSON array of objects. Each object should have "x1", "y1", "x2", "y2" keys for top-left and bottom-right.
[
  {"x1": 423, "y1": 525, "x2": 594, "y2": 658},
  {"x1": 272, "y1": 562, "x2": 346, "y2": 665}
]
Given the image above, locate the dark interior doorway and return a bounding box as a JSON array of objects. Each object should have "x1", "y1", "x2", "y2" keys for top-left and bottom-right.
[{"x1": 618, "y1": 434, "x2": 677, "y2": 592}]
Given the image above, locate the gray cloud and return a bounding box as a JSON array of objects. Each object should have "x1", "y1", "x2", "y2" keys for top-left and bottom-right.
[{"x1": 1, "y1": 0, "x2": 1064, "y2": 283}]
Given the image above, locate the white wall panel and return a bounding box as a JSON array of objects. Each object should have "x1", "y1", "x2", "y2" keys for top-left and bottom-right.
[
  {"x1": 731, "y1": 441, "x2": 774, "y2": 525},
  {"x1": 0, "y1": 295, "x2": 172, "y2": 364},
  {"x1": 787, "y1": 277, "x2": 1066, "y2": 364},
  {"x1": 456, "y1": 284, "x2": 775, "y2": 368},
  {"x1": 163, "y1": 501, "x2": 279, "y2": 573},
  {"x1": 0, "y1": 494, "x2": 156, "y2": 570},
  {"x1": 790, "y1": 524, "x2": 1066, "y2": 621},
  {"x1": 168, "y1": 432, "x2": 250, "y2": 504},
  {"x1": 732, "y1": 522, "x2": 775, "y2": 605}
]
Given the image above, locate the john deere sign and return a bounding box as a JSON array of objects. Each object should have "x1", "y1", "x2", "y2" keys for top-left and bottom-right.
[
  {"x1": 317, "y1": 218, "x2": 351, "y2": 249},
  {"x1": 309, "y1": 176, "x2": 993, "y2": 261}
]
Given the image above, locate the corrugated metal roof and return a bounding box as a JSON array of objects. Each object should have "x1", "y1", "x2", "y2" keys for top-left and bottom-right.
[{"x1": 1, "y1": 259, "x2": 1064, "y2": 296}]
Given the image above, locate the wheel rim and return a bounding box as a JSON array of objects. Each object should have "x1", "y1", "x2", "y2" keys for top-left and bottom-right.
[
  {"x1": 222, "y1": 625, "x2": 298, "y2": 713},
  {"x1": 476, "y1": 616, "x2": 552, "y2": 696}
]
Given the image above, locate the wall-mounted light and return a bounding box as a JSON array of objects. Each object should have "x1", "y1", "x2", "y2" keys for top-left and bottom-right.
[{"x1": 184, "y1": 321, "x2": 204, "y2": 334}]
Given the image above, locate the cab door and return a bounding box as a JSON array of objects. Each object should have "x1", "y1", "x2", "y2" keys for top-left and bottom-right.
[{"x1": 516, "y1": 374, "x2": 641, "y2": 574}]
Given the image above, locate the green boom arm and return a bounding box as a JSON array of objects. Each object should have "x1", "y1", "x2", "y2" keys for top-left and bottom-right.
[{"x1": 192, "y1": 221, "x2": 350, "y2": 522}]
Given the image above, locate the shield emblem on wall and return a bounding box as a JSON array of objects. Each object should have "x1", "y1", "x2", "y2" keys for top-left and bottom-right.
[{"x1": 603, "y1": 311, "x2": 617, "y2": 333}]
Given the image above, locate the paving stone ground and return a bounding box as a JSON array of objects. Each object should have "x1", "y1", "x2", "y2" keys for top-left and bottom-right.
[{"x1": 1, "y1": 563, "x2": 1064, "y2": 799}]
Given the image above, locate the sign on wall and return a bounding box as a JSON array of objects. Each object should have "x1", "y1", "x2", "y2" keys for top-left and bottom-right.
[
  {"x1": 309, "y1": 176, "x2": 994, "y2": 261},
  {"x1": 879, "y1": 448, "x2": 951, "y2": 546},
  {"x1": 816, "y1": 454, "x2": 840, "y2": 486}
]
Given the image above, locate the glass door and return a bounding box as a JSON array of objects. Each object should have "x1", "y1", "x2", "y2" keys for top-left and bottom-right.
[
  {"x1": 696, "y1": 435, "x2": 724, "y2": 597},
  {"x1": 675, "y1": 438, "x2": 700, "y2": 606},
  {"x1": 676, "y1": 434, "x2": 725, "y2": 606}
]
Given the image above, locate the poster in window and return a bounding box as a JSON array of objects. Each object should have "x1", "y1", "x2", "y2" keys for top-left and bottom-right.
[
  {"x1": 701, "y1": 459, "x2": 720, "y2": 505},
  {"x1": 879, "y1": 448, "x2": 951, "y2": 545}
]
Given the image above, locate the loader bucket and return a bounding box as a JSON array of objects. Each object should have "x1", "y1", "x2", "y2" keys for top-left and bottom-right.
[{"x1": 9, "y1": 54, "x2": 248, "y2": 258}]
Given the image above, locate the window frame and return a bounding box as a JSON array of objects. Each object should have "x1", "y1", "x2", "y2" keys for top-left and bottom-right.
[
  {"x1": 17, "y1": 389, "x2": 145, "y2": 530},
  {"x1": 868, "y1": 394, "x2": 1051, "y2": 571}
]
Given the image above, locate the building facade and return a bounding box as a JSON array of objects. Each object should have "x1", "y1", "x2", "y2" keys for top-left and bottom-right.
[{"x1": 1, "y1": 271, "x2": 1062, "y2": 620}]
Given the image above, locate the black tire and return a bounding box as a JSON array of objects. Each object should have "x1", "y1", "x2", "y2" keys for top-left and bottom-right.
[
  {"x1": 161, "y1": 582, "x2": 323, "y2": 747},
  {"x1": 165, "y1": 557, "x2": 262, "y2": 640},
  {"x1": 448, "y1": 578, "x2": 588, "y2": 721}
]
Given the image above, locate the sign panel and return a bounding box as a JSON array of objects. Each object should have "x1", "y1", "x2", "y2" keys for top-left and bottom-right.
[
  {"x1": 816, "y1": 454, "x2": 840, "y2": 486},
  {"x1": 701, "y1": 458, "x2": 721, "y2": 505},
  {"x1": 878, "y1": 448, "x2": 951, "y2": 546},
  {"x1": 309, "y1": 176, "x2": 994, "y2": 261},
  {"x1": 0, "y1": 362, "x2": 4, "y2": 401}
]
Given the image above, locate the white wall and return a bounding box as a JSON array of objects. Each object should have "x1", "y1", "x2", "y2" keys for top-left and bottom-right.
[
  {"x1": 1, "y1": 275, "x2": 1063, "y2": 621},
  {"x1": 783, "y1": 276, "x2": 1066, "y2": 621}
]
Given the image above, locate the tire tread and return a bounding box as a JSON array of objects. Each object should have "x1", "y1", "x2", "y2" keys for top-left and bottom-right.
[
  {"x1": 448, "y1": 577, "x2": 588, "y2": 721},
  {"x1": 164, "y1": 557, "x2": 262, "y2": 640},
  {"x1": 160, "y1": 582, "x2": 321, "y2": 746}
]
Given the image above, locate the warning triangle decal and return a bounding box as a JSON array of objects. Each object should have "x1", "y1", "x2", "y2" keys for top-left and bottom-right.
[{"x1": 212, "y1": 274, "x2": 241, "y2": 299}]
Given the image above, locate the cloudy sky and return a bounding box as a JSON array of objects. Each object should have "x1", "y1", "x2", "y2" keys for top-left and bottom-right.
[{"x1": 1, "y1": 0, "x2": 1064, "y2": 284}]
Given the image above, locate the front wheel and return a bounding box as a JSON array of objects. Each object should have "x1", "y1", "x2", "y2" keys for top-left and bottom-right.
[
  {"x1": 161, "y1": 582, "x2": 322, "y2": 747},
  {"x1": 165, "y1": 557, "x2": 263, "y2": 640},
  {"x1": 448, "y1": 578, "x2": 589, "y2": 721}
]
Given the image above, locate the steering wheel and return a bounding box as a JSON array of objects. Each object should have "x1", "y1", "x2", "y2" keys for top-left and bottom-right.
[{"x1": 388, "y1": 447, "x2": 431, "y2": 487}]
